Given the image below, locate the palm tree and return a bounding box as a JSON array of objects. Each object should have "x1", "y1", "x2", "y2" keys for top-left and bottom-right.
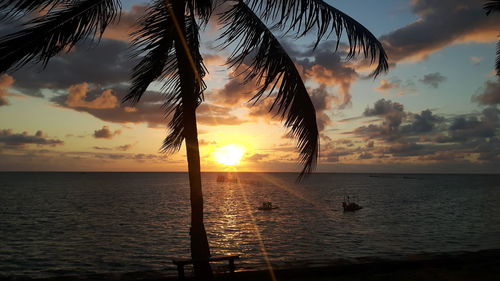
[
  {"x1": 0, "y1": 0, "x2": 388, "y2": 279},
  {"x1": 484, "y1": 0, "x2": 500, "y2": 75}
]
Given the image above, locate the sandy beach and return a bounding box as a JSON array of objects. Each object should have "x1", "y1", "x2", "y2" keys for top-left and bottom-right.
[{"x1": 2, "y1": 249, "x2": 499, "y2": 281}]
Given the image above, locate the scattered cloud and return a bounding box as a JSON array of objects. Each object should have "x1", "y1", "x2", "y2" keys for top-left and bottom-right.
[
  {"x1": 470, "y1": 56, "x2": 483, "y2": 65},
  {"x1": 472, "y1": 79, "x2": 500, "y2": 105},
  {"x1": 419, "y1": 72, "x2": 447, "y2": 88},
  {"x1": 375, "y1": 78, "x2": 416, "y2": 96},
  {"x1": 65, "y1": 83, "x2": 118, "y2": 109},
  {"x1": 93, "y1": 126, "x2": 121, "y2": 139},
  {"x1": 0, "y1": 129, "x2": 63, "y2": 147},
  {"x1": 246, "y1": 153, "x2": 269, "y2": 162}
]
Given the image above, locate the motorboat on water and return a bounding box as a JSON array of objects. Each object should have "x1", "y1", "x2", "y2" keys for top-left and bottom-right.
[
  {"x1": 342, "y1": 196, "x2": 363, "y2": 212},
  {"x1": 258, "y1": 201, "x2": 279, "y2": 211}
]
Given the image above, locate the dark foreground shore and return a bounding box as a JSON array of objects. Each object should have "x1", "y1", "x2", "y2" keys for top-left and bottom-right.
[{"x1": 3, "y1": 249, "x2": 500, "y2": 281}]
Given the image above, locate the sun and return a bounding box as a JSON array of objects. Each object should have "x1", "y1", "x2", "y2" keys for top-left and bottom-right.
[{"x1": 213, "y1": 144, "x2": 246, "y2": 166}]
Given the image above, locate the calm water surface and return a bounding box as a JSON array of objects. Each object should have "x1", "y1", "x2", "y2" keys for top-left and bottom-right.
[{"x1": 1, "y1": 172, "x2": 499, "y2": 278}]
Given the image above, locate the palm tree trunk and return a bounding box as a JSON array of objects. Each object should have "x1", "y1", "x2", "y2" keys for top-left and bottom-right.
[{"x1": 171, "y1": 1, "x2": 213, "y2": 279}]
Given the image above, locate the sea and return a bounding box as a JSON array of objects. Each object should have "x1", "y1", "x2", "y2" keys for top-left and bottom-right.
[{"x1": 1, "y1": 172, "x2": 500, "y2": 278}]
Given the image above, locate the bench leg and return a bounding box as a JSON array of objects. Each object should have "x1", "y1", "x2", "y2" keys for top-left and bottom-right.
[
  {"x1": 229, "y1": 259, "x2": 235, "y2": 274},
  {"x1": 177, "y1": 265, "x2": 185, "y2": 280}
]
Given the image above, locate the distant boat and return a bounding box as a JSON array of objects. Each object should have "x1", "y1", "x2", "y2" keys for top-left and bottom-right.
[
  {"x1": 258, "y1": 201, "x2": 279, "y2": 211},
  {"x1": 342, "y1": 196, "x2": 363, "y2": 212},
  {"x1": 216, "y1": 174, "x2": 238, "y2": 183}
]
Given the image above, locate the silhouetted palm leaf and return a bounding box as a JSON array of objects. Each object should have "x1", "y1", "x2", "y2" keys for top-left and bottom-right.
[
  {"x1": 484, "y1": 0, "x2": 500, "y2": 75},
  {"x1": 484, "y1": 0, "x2": 500, "y2": 15},
  {"x1": 246, "y1": 0, "x2": 388, "y2": 77},
  {"x1": 219, "y1": 1, "x2": 319, "y2": 178},
  {"x1": 0, "y1": 0, "x2": 121, "y2": 72},
  {"x1": 124, "y1": 0, "x2": 207, "y2": 154},
  {"x1": 0, "y1": 0, "x2": 66, "y2": 20}
]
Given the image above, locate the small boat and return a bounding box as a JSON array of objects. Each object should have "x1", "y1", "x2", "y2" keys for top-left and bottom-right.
[
  {"x1": 258, "y1": 201, "x2": 279, "y2": 211},
  {"x1": 342, "y1": 196, "x2": 363, "y2": 212},
  {"x1": 216, "y1": 174, "x2": 238, "y2": 183}
]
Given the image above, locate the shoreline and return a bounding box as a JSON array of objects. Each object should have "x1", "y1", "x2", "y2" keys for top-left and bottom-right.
[{"x1": 2, "y1": 249, "x2": 500, "y2": 281}]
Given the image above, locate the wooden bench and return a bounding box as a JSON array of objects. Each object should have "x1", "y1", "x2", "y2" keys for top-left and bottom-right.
[{"x1": 172, "y1": 254, "x2": 240, "y2": 280}]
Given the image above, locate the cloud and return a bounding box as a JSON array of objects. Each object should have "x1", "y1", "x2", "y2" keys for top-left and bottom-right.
[
  {"x1": 358, "y1": 152, "x2": 374, "y2": 160},
  {"x1": 380, "y1": 0, "x2": 498, "y2": 64},
  {"x1": 472, "y1": 79, "x2": 500, "y2": 105},
  {"x1": 210, "y1": 67, "x2": 258, "y2": 106},
  {"x1": 103, "y1": 5, "x2": 147, "y2": 41},
  {"x1": 52, "y1": 85, "x2": 166, "y2": 127},
  {"x1": 364, "y1": 98, "x2": 406, "y2": 130},
  {"x1": 375, "y1": 78, "x2": 416, "y2": 96},
  {"x1": 0, "y1": 74, "x2": 15, "y2": 106},
  {"x1": 383, "y1": 141, "x2": 424, "y2": 156},
  {"x1": 246, "y1": 153, "x2": 269, "y2": 162},
  {"x1": 402, "y1": 109, "x2": 444, "y2": 133},
  {"x1": 447, "y1": 109, "x2": 498, "y2": 141},
  {"x1": 197, "y1": 103, "x2": 248, "y2": 126},
  {"x1": 470, "y1": 56, "x2": 483, "y2": 65},
  {"x1": 296, "y1": 42, "x2": 358, "y2": 109},
  {"x1": 376, "y1": 79, "x2": 399, "y2": 92},
  {"x1": 116, "y1": 144, "x2": 134, "y2": 151},
  {"x1": 0, "y1": 129, "x2": 63, "y2": 147},
  {"x1": 65, "y1": 83, "x2": 118, "y2": 109},
  {"x1": 419, "y1": 72, "x2": 447, "y2": 88},
  {"x1": 10, "y1": 39, "x2": 134, "y2": 96},
  {"x1": 93, "y1": 126, "x2": 121, "y2": 139}
]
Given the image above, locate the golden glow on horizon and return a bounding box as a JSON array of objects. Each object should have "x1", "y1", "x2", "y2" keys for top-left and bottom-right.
[{"x1": 213, "y1": 144, "x2": 246, "y2": 166}]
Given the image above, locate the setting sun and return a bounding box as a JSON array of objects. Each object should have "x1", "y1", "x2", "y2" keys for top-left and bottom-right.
[{"x1": 213, "y1": 144, "x2": 246, "y2": 166}]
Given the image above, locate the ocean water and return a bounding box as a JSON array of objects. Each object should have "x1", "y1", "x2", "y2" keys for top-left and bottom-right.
[{"x1": 1, "y1": 172, "x2": 500, "y2": 278}]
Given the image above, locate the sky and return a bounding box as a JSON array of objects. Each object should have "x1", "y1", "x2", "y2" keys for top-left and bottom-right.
[{"x1": 0, "y1": 0, "x2": 499, "y2": 173}]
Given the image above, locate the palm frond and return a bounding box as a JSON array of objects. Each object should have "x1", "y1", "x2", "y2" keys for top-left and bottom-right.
[
  {"x1": 124, "y1": 0, "x2": 206, "y2": 154},
  {"x1": 219, "y1": 0, "x2": 319, "y2": 179},
  {"x1": 124, "y1": 0, "x2": 175, "y2": 104},
  {"x1": 0, "y1": 0, "x2": 121, "y2": 73},
  {"x1": 188, "y1": 0, "x2": 213, "y2": 24},
  {"x1": 496, "y1": 41, "x2": 500, "y2": 76},
  {"x1": 0, "y1": 0, "x2": 66, "y2": 20},
  {"x1": 245, "y1": 0, "x2": 388, "y2": 77},
  {"x1": 484, "y1": 0, "x2": 500, "y2": 15}
]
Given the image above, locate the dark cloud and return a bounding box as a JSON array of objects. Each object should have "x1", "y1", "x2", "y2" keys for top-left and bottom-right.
[
  {"x1": 472, "y1": 79, "x2": 500, "y2": 105},
  {"x1": 93, "y1": 126, "x2": 121, "y2": 139},
  {"x1": 9, "y1": 39, "x2": 134, "y2": 96},
  {"x1": 380, "y1": 0, "x2": 498, "y2": 64},
  {"x1": 0, "y1": 129, "x2": 63, "y2": 147},
  {"x1": 294, "y1": 41, "x2": 358, "y2": 109},
  {"x1": 402, "y1": 109, "x2": 444, "y2": 133},
  {"x1": 384, "y1": 141, "x2": 424, "y2": 156},
  {"x1": 116, "y1": 144, "x2": 133, "y2": 151},
  {"x1": 448, "y1": 109, "x2": 498, "y2": 141},
  {"x1": 364, "y1": 99, "x2": 406, "y2": 130},
  {"x1": 419, "y1": 151, "x2": 466, "y2": 162},
  {"x1": 210, "y1": 67, "x2": 257, "y2": 106},
  {"x1": 419, "y1": 72, "x2": 447, "y2": 88},
  {"x1": 358, "y1": 152, "x2": 374, "y2": 160}
]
